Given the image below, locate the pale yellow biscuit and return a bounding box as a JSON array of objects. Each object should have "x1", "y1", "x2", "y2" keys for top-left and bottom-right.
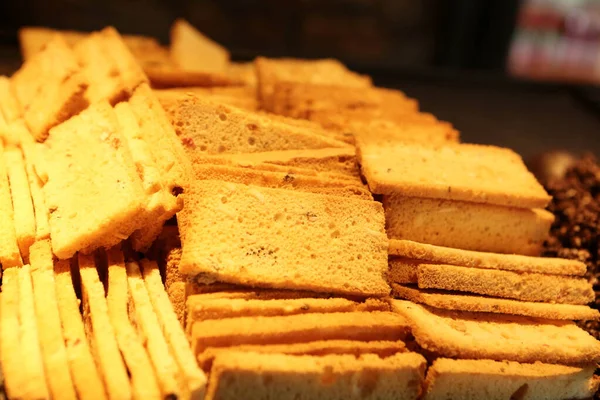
[
  {"x1": 170, "y1": 19, "x2": 230, "y2": 74},
  {"x1": 0, "y1": 141, "x2": 22, "y2": 267}
]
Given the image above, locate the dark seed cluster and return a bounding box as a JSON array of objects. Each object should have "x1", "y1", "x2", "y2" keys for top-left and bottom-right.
[{"x1": 542, "y1": 154, "x2": 600, "y2": 339}]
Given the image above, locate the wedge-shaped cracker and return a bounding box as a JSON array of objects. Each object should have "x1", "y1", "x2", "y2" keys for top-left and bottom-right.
[
  {"x1": 393, "y1": 284, "x2": 600, "y2": 321},
  {"x1": 388, "y1": 258, "x2": 419, "y2": 284},
  {"x1": 0, "y1": 76, "x2": 21, "y2": 123},
  {"x1": 178, "y1": 180, "x2": 389, "y2": 296},
  {"x1": 190, "y1": 311, "x2": 409, "y2": 354},
  {"x1": 389, "y1": 239, "x2": 587, "y2": 276},
  {"x1": 126, "y1": 260, "x2": 182, "y2": 398},
  {"x1": 30, "y1": 241, "x2": 77, "y2": 400},
  {"x1": 384, "y1": 195, "x2": 553, "y2": 256},
  {"x1": 423, "y1": 358, "x2": 600, "y2": 400},
  {"x1": 392, "y1": 300, "x2": 600, "y2": 364},
  {"x1": 359, "y1": 142, "x2": 551, "y2": 208},
  {"x1": 4, "y1": 146, "x2": 36, "y2": 261},
  {"x1": 255, "y1": 57, "x2": 372, "y2": 111},
  {"x1": 11, "y1": 35, "x2": 88, "y2": 141},
  {"x1": 194, "y1": 164, "x2": 372, "y2": 200},
  {"x1": 105, "y1": 249, "x2": 161, "y2": 400},
  {"x1": 418, "y1": 263, "x2": 594, "y2": 305},
  {"x1": 214, "y1": 147, "x2": 360, "y2": 179},
  {"x1": 79, "y1": 253, "x2": 132, "y2": 400},
  {"x1": 127, "y1": 83, "x2": 192, "y2": 251},
  {"x1": 141, "y1": 259, "x2": 207, "y2": 400},
  {"x1": 170, "y1": 19, "x2": 230, "y2": 73},
  {"x1": 187, "y1": 297, "x2": 389, "y2": 327},
  {"x1": 54, "y1": 259, "x2": 107, "y2": 400},
  {"x1": 205, "y1": 351, "x2": 426, "y2": 400},
  {"x1": 17, "y1": 265, "x2": 51, "y2": 398},
  {"x1": 197, "y1": 340, "x2": 407, "y2": 371},
  {"x1": 172, "y1": 95, "x2": 350, "y2": 156},
  {"x1": 41, "y1": 102, "x2": 145, "y2": 258},
  {"x1": 0, "y1": 142, "x2": 22, "y2": 267}
]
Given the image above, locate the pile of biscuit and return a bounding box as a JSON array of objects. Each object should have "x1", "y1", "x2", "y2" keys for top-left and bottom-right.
[{"x1": 0, "y1": 18, "x2": 598, "y2": 400}]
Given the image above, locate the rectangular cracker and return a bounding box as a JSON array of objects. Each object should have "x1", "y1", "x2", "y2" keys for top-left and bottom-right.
[
  {"x1": 54, "y1": 259, "x2": 107, "y2": 400},
  {"x1": 205, "y1": 351, "x2": 426, "y2": 400},
  {"x1": 172, "y1": 95, "x2": 350, "y2": 156},
  {"x1": 423, "y1": 358, "x2": 599, "y2": 400},
  {"x1": 392, "y1": 300, "x2": 600, "y2": 365},
  {"x1": 190, "y1": 311, "x2": 409, "y2": 354},
  {"x1": 4, "y1": 146, "x2": 36, "y2": 261},
  {"x1": 30, "y1": 241, "x2": 77, "y2": 400},
  {"x1": 389, "y1": 239, "x2": 587, "y2": 276},
  {"x1": 127, "y1": 83, "x2": 193, "y2": 251},
  {"x1": 18, "y1": 265, "x2": 51, "y2": 399},
  {"x1": 214, "y1": 147, "x2": 360, "y2": 179},
  {"x1": 187, "y1": 297, "x2": 390, "y2": 327},
  {"x1": 352, "y1": 119, "x2": 459, "y2": 148},
  {"x1": 41, "y1": 102, "x2": 146, "y2": 259},
  {"x1": 170, "y1": 19, "x2": 230, "y2": 73},
  {"x1": 384, "y1": 195, "x2": 553, "y2": 256},
  {"x1": 141, "y1": 259, "x2": 207, "y2": 400},
  {"x1": 178, "y1": 180, "x2": 389, "y2": 297},
  {"x1": 126, "y1": 260, "x2": 182, "y2": 398},
  {"x1": 193, "y1": 164, "x2": 372, "y2": 200},
  {"x1": 79, "y1": 253, "x2": 132, "y2": 400},
  {"x1": 0, "y1": 142, "x2": 22, "y2": 267},
  {"x1": 388, "y1": 257, "x2": 420, "y2": 284},
  {"x1": 197, "y1": 340, "x2": 407, "y2": 371},
  {"x1": 359, "y1": 142, "x2": 551, "y2": 208},
  {"x1": 11, "y1": 35, "x2": 88, "y2": 141},
  {"x1": 105, "y1": 248, "x2": 162, "y2": 400},
  {"x1": 392, "y1": 284, "x2": 600, "y2": 321},
  {"x1": 255, "y1": 57, "x2": 372, "y2": 111},
  {"x1": 417, "y1": 263, "x2": 594, "y2": 305}
]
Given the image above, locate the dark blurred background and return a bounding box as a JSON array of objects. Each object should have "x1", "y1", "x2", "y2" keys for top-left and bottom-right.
[{"x1": 0, "y1": 0, "x2": 599, "y2": 158}]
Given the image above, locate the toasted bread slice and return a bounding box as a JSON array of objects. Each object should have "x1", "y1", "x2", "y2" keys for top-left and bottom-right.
[
  {"x1": 170, "y1": 19, "x2": 230, "y2": 73},
  {"x1": 4, "y1": 146, "x2": 36, "y2": 261},
  {"x1": 141, "y1": 259, "x2": 207, "y2": 399},
  {"x1": 186, "y1": 288, "x2": 331, "y2": 301},
  {"x1": 417, "y1": 263, "x2": 594, "y2": 305},
  {"x1": 190, "y1": 311, "x2": 409, "y2": 355},
  {"x1": 389, "y1": 239, "x2": 587, "y2": 276},
  {"x1": 0, "y1": 142, "x2": 22, "y2": 267},
  {"x1": 172, "y1": 95, "x2": 349, "y2": 155},
  {"x1": 423, "y1": 358, "x2": 599, "y2": 400},
  {"x1": 30, "y1": 241, "x2": 77, "y2": 400},
  {"x1": 384, "y1": 195, "x2": 553, "y2": 256},
  {"x1": 388, "y1": 258, "x2": 419, "y2": 284},
  {"x1": 79, "y1": 253, "x2": 132, "y2": 400},
  {"x1": 127, "y1": 83, "x2": 193, "y2": 251},
  {"x1": 187, "y1": 297, "x2": 390, "y2": 329},
  {"x1": 215, "y1": 147, "x2": 360, "y2": 179},
  {"x1": 193, "y1": 164, "x2": 372, "y2": 200},
  {"x1": 126, "y1": 260, "x2": 182, "y2": 398},
  {"x1": 1, "y1": 266, "x2": 48, "y2": 399},
  {"x1": 359, "y1": 142, "x2": 550, "y2": 208},
  {"x1": 205, "y1": 351, "x2": 426, "y2": 400},
  {"x1": 393, "y1": 284, "x2": 600, "y2": 321},
  {"x1": 105, "y1": 248, "x2": 161, "y2": 400},
  {"x1": 11, "y1": 35, "x2": 88, "y2": 141},
  {"x1": 157, "y1": 86, "x2": 258, "y2": 113},
  {"x1": 178, "y1": 180, "x2": 389, "y2": 297},
  {"x1": 392, "y1": 300, "x2": 600, "y2": 364},
  {"x1": 255, "y1": 57, "x2": 372, "y2": 111},
  {"x1": 0, "y1": 76, "x2": 21, "y2": 123},
  {"x1": 227, "y1": 62, "x2": 256, "y2": 87},
  {"x1": 197, "y1": 340, "x2": 407, "y2": 371},
  {"x1": 54, "y1": 259, "x2": 107, "y2": 400},
  {"x1": 352, "y1": 119, "x2": 459, "y2": 148},
  {"x1": 41, "y1": 102, "x2": 146, "y2": 259}
]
